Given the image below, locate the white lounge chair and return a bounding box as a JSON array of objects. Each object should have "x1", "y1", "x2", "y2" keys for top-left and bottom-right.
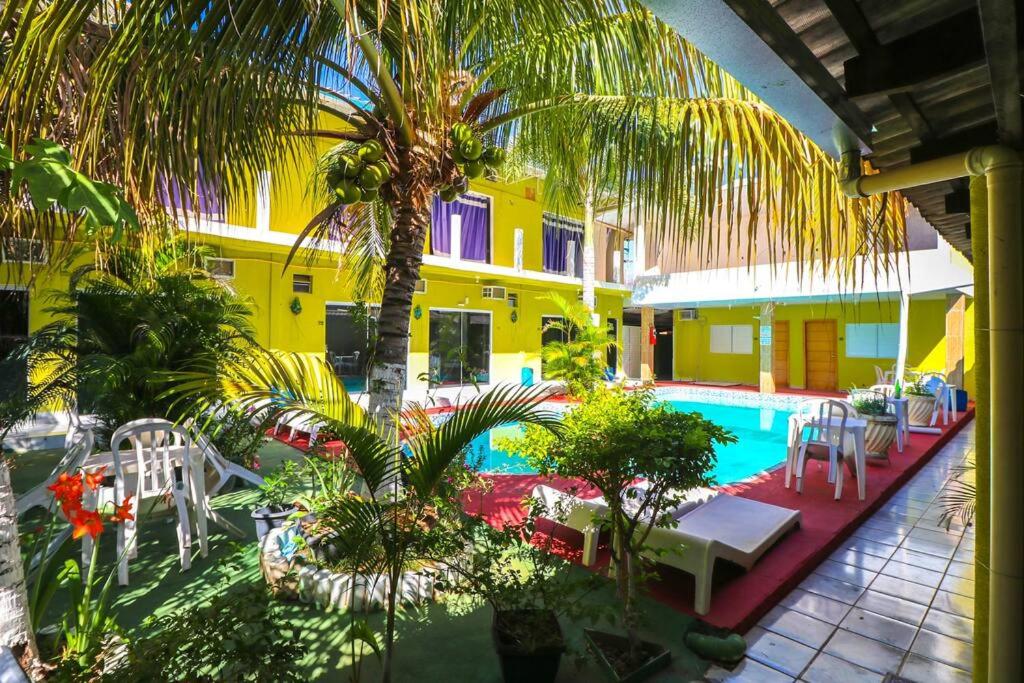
[
  {"x1": 642, "y1": 494, "x2": 801, "y2": 615},
  {"x1": 531, "y1": 485, "x2": 608, "y2": 566}
]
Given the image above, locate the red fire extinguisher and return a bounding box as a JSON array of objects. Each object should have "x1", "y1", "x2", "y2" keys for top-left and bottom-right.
[{"x1": 649, "y1": 326, "x2": 657, "y2": 346}]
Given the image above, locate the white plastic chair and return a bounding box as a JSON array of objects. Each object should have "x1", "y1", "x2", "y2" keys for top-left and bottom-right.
[
  {"x1": 16, "y1": 422, "x2": 95, "y2": 516},
  {"x1": 795, "y1": 399, "x2": 852, "y2": 500},
  {"x1": 85, "y1": 419, "x2": 201, "y2": 585},
  {"x1": 918, "y1": 372, "x2": 951, "y2": 426},
  {"x1": 874, "y1": 365, "x2": 894, "y2": 385},
  {"x1": 184, "y1": 418, "x2": 265, "y2": 495}
]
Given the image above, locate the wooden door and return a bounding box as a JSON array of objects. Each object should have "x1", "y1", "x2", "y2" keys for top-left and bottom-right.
[
  {"x1": 773, "y1": 320, "x2": 790, "y2": 387},
  {"x1": 805, "y1": 320, "x2": 838, "y2": 391}
]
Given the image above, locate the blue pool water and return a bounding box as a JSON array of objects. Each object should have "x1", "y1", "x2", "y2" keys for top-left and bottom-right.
[{"x1": 463, "y1": 399, "x2": 793, "y2": 484}]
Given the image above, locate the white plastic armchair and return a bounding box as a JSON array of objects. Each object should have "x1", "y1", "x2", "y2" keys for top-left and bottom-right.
[
  {"x1": 794, "y1": 399, "x2": 852, "y2": 499},
  {"x1": 184, "y1": 418, "x2": 265, "y2": 495},
  {"x1": 87, "y1": 419, "x2": 200, "y2": 585},
  {"x1": 918, "y1": 372, "x2": 952, "y2": 426},
  {"x1": 16, "y1": 423, "x2": 95, "y2": 517}
]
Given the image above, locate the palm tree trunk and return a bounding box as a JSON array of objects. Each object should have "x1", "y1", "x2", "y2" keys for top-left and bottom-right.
[
  {"x1": 581, "y1": 183, "x2": 597, "y2": 310},
  {"x1": 0, "y1": 457, "x2": 39, "y2": 672},
  {"x1": 380, "y1": 560, "x2": 403, "y2": 683},
  {"x1": 367, "y1": 187, "x2": 430, "y2": 436}
]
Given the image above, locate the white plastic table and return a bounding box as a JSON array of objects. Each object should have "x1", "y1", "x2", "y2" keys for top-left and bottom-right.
[
  {"x1": 785, "y1": 414, "x2": 868, "y2": 500},
  {"x1": 888, "y1": 396, "x2": 909, "y2": 452}
]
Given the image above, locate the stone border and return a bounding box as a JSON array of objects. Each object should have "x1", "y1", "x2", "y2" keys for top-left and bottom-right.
[
  {"x1": 652, "y1": 386, "x2": 805, "y2": 411},
  {"x1": 259, "y1": 527, "x2": 451, "y2": 612}
]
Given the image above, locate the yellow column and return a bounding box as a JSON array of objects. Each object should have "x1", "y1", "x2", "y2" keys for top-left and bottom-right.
[
  {"x1": 984, "y1": 153, "x2": 1024, "y2": 681},
  {"x1": 970, "y1": 173, "x2": 991, "y2": 682},
  {"x1": 640, "y1": 307, "x2": 655, "y2": 382},
  {"x1": 759, "y1": 303, "x2": 776, "y2": 394}
]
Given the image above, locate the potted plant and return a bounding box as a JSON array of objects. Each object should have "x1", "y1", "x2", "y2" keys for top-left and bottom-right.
[
  {"x1": 849, "y1": 389, "x2": 897, "y2": 460},
  {"x1": 904, "y1": 380, "x2": 937, "y2": 426},
  {"x1": 447, "y1": 503, "x2": 607, "y2": 683},
  {"x1": 504, "y1": 388, "x2": 734, "y2": 683},
  {"x1": 251, "y1": 461, "x2": 302, "y2": 541}
]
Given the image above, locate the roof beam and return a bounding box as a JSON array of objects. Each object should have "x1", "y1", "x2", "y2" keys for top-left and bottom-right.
[
  {"x1": 978, "y1": 0, "x2": 1023, "y2": 147},
  {"x1": 843, "y1": 8, "x2": 987, "y2": 98},
  {"x1": 821, "y1": 0, "x2": 933, "y2": 140},
  {"x1": 945, "y1": 187, "x2": 971, "y2": 215},
  {"x1": 715, "y1": 0, "x2": 874, "y2": 145},
  {"x1": 909, "y1": 122, "x2": 1000, "y2": 164}
]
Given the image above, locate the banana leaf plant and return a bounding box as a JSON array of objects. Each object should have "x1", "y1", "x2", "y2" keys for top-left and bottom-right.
[{"x1": 163, "y1": 350, "x2": 562, "y2": 682}]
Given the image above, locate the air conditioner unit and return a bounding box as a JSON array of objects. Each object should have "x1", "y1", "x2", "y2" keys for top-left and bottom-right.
[
  {"x1": 414, "y1": 279, "x2": 428, "y2": 294},
  {"x1": 482, "y1": 285, "x2": 507, "y2": 300},
  {"x1": 506, "y1": 292, "x2": 519, "y2": 308},
  {"x1": 679, "y1": 308, "x2": 699, "y2": 321}
]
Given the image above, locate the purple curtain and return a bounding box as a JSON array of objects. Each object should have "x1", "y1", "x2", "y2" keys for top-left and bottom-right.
[
  {"x1": 542, "y1": 216, "x2": 583, "y2": 276},
  {"x1": 430, "y1": 194, "x2": 491, "y2": 262},
  {"x1": 430, "y1": 195, "x2": 454, "y2": 255},
  {"x1": 156, "y1": 167, "x2": 223, "y2": 220}
]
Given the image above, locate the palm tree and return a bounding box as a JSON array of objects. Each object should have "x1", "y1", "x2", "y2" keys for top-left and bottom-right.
[
  {"x1": 163, "y1": 350, "x2": 562, "y2": 682},
  {"x1": 0, "y1": 237, "x2": 257, "y2": 440},
  {"x1": 540, "y1": 292, "x2": 617, "y2": 396},
  {"x1": 2, "y1": 0, "x2": 905, "y2": 435}
]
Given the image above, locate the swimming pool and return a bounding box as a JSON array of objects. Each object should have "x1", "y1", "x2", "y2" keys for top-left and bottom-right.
[{"x1": 460, "y1": 392, "x2": 796, "y2": 484}]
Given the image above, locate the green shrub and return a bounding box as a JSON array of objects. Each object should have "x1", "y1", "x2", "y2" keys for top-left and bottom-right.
[{"x1": 108, "y1": 584, "x2": 303, "y2": 682}]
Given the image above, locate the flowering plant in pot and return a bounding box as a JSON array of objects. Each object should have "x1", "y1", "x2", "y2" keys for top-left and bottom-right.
[
  {"x1": 849, "y1": 389, "x2": 897, "y2": 460},
  {"x1": 504, "y1": 388, "x2": 733, "y2": 683},
  {"x1": 445, "y1": 501, "x2": 608, "y2": 683}
]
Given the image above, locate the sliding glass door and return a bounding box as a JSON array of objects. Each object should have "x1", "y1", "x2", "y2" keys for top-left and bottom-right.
[
  {"x1": 429, "y1": 310, "x2": 491, "y2": 385},
  {"x1": 325, "y1": 303, "x2": 378, "y2": 393}
]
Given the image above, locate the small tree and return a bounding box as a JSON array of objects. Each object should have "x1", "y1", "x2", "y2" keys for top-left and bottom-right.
[
  {"x1": 505, "y1": 388, "x2": 734, "y2": 665},
  {"x1": 540, "y1": 293, "x2": 616, "y2": 397}
]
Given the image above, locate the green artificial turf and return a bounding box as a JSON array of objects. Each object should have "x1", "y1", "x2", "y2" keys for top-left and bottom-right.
[{"x1": 10, "y1": 441, "x2": 707, "y2": 681}]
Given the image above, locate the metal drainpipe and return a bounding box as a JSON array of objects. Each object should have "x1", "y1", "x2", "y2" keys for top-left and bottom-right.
[{"x1": 835, "y1": 143, "x2": 1023, "y2": 682}]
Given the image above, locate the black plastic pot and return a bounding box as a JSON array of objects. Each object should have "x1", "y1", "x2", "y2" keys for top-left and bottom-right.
[
  {"x1": 492, "y1": 609, "x2": 566, "y2": 683},
  {"x1": 584, "y1": 628, "x2": 671, "y2": 683},
  {"x1": 251, "y1": 505, "x2": 298, "y2": 541}
]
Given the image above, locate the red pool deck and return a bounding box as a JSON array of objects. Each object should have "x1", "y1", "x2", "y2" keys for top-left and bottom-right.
[{"x1": 463, "y1": 406, "x2": 975, "y2": 632}]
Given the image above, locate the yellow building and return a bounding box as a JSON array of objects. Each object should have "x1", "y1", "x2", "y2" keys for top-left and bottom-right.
[{"x1": 0, "y1": 139, "x2": 632, "y2": 394}]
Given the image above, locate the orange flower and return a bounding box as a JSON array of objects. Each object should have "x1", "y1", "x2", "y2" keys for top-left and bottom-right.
[
  {"x1": 83, "y1": 466, "x2": 107, "y2": 492},
  {"x1": 69, "y1": 509, "x2": 104, "y2": 540},
  {"x1": 111, "y1": 494, "x2": 135, "y2": 524},
  {"x1": 47, "y1": 472, "x2": 83, "y2": 504}
]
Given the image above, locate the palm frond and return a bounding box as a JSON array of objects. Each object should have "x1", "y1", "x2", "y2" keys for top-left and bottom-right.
[{"x1": 403, "y1": 383, "x2": 561, "y2": 497}]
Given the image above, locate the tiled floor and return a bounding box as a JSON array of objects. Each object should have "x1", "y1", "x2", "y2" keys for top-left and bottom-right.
[{"x1": 708, "y1": 424, "x2": 976, "y2": 683}]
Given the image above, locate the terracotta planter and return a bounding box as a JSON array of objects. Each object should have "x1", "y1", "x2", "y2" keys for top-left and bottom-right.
[
  {"x1": 906, "y1": 394, "x2": 936, "y2": 427},
  {"x1": 863, "y1": 414, "x2": 898, "y2": 460}
]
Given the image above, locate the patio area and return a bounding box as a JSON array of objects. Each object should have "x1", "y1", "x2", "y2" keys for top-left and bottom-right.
[{"x1": 724, "y1": 423, "x2": 976, "y2": 682}]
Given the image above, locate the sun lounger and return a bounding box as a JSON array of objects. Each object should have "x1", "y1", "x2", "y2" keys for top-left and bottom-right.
[
  {"x1": 642, "y1": 494, "x2": 801, "y2": 615},
  {"x1": 531, "y1": 485, "x2": 608, "y2": 565}
]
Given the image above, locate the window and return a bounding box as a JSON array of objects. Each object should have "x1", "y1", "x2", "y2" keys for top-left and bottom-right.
[
  {"x1": 542, "y1": 213, "x2": 583, "y2": 277},
  {"x1": 292, "y1": 274, "x2": 313, "y2": 293},
  {"x1": 429, "y1": 311, "x2": 491, "y2": 385},
  {"x1": 709, "y1": 324, "x2": 753, "y2": 354},
  {"x1": 845, "y1": 323, "x2": 899, "y2": 358},
  {"x1": 430, "y1": 194, "x2": 491, "y2": 263},
  {"x1": 206, "y1": 258, "x2": 235, "y2": 279},
  {"x1": 0, "y1": 238, "x2": 48, "y2": 265}
]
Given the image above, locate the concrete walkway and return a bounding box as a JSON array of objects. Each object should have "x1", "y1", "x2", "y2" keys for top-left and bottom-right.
[{"x1": 709, "y1": 423, "x2": 976, "y2": 682}]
